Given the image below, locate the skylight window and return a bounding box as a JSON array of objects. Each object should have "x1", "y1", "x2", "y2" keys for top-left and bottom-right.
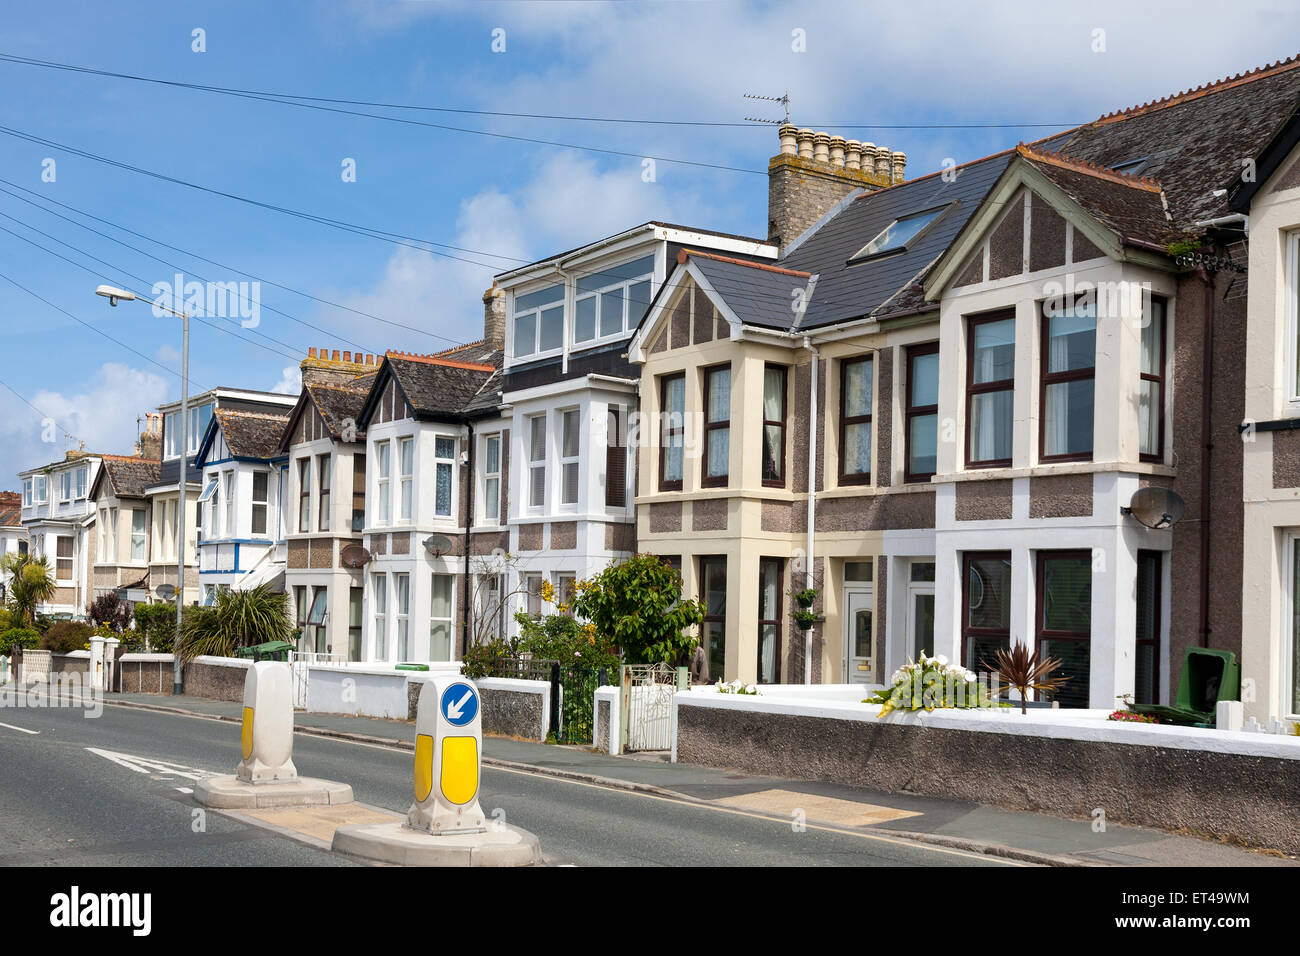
[
  {"x1": 1110, "y1": 156, "x2": 1149, "y2": 176},
  {"x1": 849, "y1": 205, "x2": 949, "y2": 262}
]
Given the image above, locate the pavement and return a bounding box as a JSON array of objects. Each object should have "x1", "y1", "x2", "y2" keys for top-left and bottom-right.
[{"x1": 95, "y1": 690, "x2": 1297, "y2": 867}]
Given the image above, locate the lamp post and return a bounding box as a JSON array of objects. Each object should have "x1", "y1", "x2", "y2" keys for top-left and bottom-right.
[{"x1": 96, "y1": 285, "x2": 189, "y2": 696}]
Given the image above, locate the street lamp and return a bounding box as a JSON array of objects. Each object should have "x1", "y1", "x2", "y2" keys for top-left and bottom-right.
[{"x1": 96, "y1": 284, "x2": 189, "y2": 696}]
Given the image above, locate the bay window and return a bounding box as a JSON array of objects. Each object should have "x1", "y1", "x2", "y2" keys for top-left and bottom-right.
[
  {"x1": 512, "y1": 284, "x2": 564, "y2": 359},
  {"x1": 1036, "y1": 551, "x2": 1093, "y2": 708},
  {"x1": 659, "y1": 373, "x2": 685, "y2": 491},
  {"x1": 560, "y1": 409, "x2": 580, "y2": 506},
  {"x1": 434, "y1": 437, "x2": 455, "y2": 518},
  {"x1": 762, "y1": 365, "x2": 787, "y2": 486},
  {"x1": 703, "y1": 364, "x2": 731, "y2": 487},
  {"x1": 905, "y1": 344, "x2": 939, "y2": 482},
  {"x1": 1040, "y1": 299, "x2": 1096, "y2": 461},
  {"x1": 1139, "y1": 296, "x2": 1167, "y2": 461},
  {"x1": 839, "y1": 356, "x2": 873, "y2": 484},
  {"x1": 573, "y1": 254, "x2": 654, "y2": 346},
  {"x1": 967, "y1": 311, "x2": 1015, "y2": 468}
]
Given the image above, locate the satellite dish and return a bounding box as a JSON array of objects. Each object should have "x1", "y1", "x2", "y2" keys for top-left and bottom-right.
[
  {"x1": 1123, "y1": 486, "x2": 1186, "y2": 530},
  {"x1": 155, "y1": 583, "x2": 176, "y2": 600},
  {"x1": 423, "y1": 534, "x2": 454, "y2": 558},
  {"x1": 340, "y1": 544, "x2": 371, "y2": 569}
]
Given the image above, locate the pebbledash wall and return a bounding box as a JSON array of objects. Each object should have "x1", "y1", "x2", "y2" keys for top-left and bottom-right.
[{"x1": 674, "y1": 691, "x2": 1300, "y2": 853}]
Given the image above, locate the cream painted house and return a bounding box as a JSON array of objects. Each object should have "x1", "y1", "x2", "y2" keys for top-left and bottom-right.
[{"x1": 18, "y1": 451, "x2": 100, "y2": 617}]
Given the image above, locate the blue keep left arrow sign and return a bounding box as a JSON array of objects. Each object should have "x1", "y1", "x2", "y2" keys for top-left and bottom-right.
[{"x1": 440, "y1": 682, "x2": 478, "y2": 726}]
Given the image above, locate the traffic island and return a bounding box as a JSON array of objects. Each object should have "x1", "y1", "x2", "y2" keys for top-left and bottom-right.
[
  {"x1": 194, "y1": 660, "x2": 355, "y2": 810},
  {"x1": 332, "y1": 675, "x2": 541, "y2": 867}
]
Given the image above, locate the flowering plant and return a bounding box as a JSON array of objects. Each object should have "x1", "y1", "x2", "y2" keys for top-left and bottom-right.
[
  {"x1": 863, "y1": 653, "x2": 990, "y2": 717},
  {"x1": 1108, "y1": 709, "x2": 1158, "y2": 724},
  {"x1": 717, "y1": 679, "x2": 758, "y2": 696}
]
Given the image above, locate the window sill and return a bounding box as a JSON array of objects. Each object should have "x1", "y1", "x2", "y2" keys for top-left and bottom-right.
[{"x1": 934, "y1": 460, "x2": 1178, "y2": 482}]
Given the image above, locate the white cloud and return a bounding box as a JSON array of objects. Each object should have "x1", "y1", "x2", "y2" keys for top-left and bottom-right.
[
  {"x1": 0, "y1": 363, "x2": 171, "y2": 485},
  {"x1": 271, "y1": 365, "x2": 302, "y2": 395}
]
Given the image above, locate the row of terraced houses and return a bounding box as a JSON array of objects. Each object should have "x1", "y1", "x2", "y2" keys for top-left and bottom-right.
[{"x1": 15, "y1": 56, "x2": 1300, "y2": 724}]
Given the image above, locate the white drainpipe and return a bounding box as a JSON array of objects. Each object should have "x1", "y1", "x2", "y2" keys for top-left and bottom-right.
[{"x1": 803, "y1": 335, "x2": 819, "y2": 685}]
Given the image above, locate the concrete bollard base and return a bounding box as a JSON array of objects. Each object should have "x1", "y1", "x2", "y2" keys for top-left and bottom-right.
[
  {"x1": 194, "y1": 774, "x2": 354, "y2": 810},
  {"x1": 331, "y1": 821, "x2": 540, "y2": 867}
]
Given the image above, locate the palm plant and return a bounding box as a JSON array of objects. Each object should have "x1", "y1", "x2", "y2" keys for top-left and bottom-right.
[
  {"x1": 2, "y1": 553, "x2": 56, "y2": 627},
  {"x1": 176, "y1": 584, "x2": 292, "y2": 661},
  {"x1": 982, "y1": 641, "x2": 1068, "y2": 715}
]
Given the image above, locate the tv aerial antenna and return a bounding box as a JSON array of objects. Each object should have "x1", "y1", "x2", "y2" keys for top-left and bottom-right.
[{"x1": 744, "y1": 91, "x2": 790, "y2": 125}]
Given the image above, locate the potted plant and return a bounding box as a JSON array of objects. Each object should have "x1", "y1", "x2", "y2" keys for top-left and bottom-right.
[{"x1": 791, "y1": 587, "x2": 818, "y2": 610}]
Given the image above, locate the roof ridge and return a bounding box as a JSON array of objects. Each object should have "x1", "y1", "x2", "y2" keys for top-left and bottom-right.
[
  {"x1": 217, "y1": 408, "x2": 291, "y2": 420},
  {"x1": 101, "y1": 453, "x2": 161, "y2": 463},
  {"x1": 1094, "y1": 54, "x2": 1300, "y2": 126},
  {"x1": 432, "y1": 339, "x2": 486, "y2": 356},
  {"x1": 1015, "y1": 143, "x2": 1164, "y2": 192},
  {"x1": 307, "y1": 381, "x2": 370, "y2": 395},
  {"x1": 678, "y1": 247, "x2": 811, "y2": 277},
  {"x1": 385, "y1": 350, "x2": 495, "y2": 372}
]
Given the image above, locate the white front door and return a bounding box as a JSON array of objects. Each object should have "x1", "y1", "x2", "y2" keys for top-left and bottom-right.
[{"x1": 843, "y1": 587, "x2": 873, "y2": 684}]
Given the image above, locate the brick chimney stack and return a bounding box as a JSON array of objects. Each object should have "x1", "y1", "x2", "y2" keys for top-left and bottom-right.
[
  {"x1": 482, "y1": 285, "x2": 506, "y2": 351},
  {"x1": 300, "y1": 348, "x2": 378, "y2": 388},
  {"x1": 768, "y1": 122, "x2": 906, "y2": 251},
  {"x1": 139, "y1": 412, "x2": 163, "y2": 460}
]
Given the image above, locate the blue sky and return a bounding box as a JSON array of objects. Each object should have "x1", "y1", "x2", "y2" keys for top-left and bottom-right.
[{"x1": 0, "y1": 0, "x2": 1295, "y2": 484}]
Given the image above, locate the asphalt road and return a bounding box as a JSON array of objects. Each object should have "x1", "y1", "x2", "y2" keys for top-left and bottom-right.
[{"x1": 0, "y1": 701, "x2": 1014, "y2": 867}]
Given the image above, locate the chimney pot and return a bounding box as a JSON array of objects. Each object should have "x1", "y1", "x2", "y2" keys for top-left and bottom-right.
[
  {"x1": 332, "y1": 349, "x2": 340, "y2": 362},
  {"x1": 796, "y1": 128, "x2": 815, "y2": 159},
  {"x1": 845, "y1": 139, "x2": 863, "y2": 171},
  {"x1": 812, "y1": 131, "x2": 831, "y2": 164},
  {"x1": 828, "y1": 135, "x2": 846, "y2": 168},
  {"x1": 482, "y1": 285, "x2": 506, "y2": 351},
  {"x1": 778, "y1": 123, "x2": 798, "y2": 156},
  {"x1": 308, "y1": 347, "x2": 317, "y2": 358},
  {"x1": 874, "y1": 146, "x2": 892, "y2": 179},
  {"x1": 343, "y1": 351, "x2": 351, "y2": 362},
  {"x1": 892, "y1": 151, "x2": 907, "y2": 183}
]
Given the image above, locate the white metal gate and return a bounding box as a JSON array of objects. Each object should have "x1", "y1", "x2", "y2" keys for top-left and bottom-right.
[
  {"x1": 620, "y1": 663, "x2": 686, "y2": 752},
  {"x1": 289, "y1": 651, "x2": 347, "y2": 708}
]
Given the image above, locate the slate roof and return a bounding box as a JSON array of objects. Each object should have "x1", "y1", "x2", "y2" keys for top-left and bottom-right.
[
  {"x1": 683, "y1": 55, "x2": 1300, "y2": 333},
  {"x1": 304, "y1": 382, "x2": 370, "y2": 441},
  {"x1": 373, "y1": 344, "x2": 503, "y2": 422},
  {"x1": 213, "y1": 409, "x2": 292, "y2": 459},
  {"x1": 686, "y1": 251, "x2": 812, "y2": 331},
  {"x1": 97, "y1": 455, "x2": 161, "y2": 499},
  {"x1": 0, "y1": 491, "x2": 20, "y2": 528}
]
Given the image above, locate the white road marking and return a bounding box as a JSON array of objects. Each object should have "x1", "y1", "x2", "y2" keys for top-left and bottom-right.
[
  {"x1": 0, "y1": 720, "x2": 39, "y2": 735},
  {"x1": 85, "y1": 747, "x2": 215, "y2": 781}
]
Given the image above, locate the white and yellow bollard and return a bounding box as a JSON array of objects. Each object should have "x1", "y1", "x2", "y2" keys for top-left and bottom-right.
[
  {"x1": 407, "y1": 676, "x2": 486, "y2": 834},
  {"x1": 237, "y1": 661, "x2": 298, "y2": 783},
  {"x1": 194, "y1": 660, "x2": 352, "y2": 809}
]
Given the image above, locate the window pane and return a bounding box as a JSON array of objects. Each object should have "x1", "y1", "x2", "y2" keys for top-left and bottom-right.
[
  {"x1": 706, "y1": 426, "x2": 729, "y2": 478},
  {"x1": 628, "y1": 280, "x2": 651, "y2": 327},
  {"x1": 1040, "y1": 638, "x2": 1090, "y2": 708},
  {"x1": 401, "y1": 438, "x2": 414, "y2": 474},
  {"x1": 1141, "y1": 301, "x2": 1163, "y2": 375},
  {"x1": 577, "y1": 255, "x2": 655, "y2": 293},
  {"x1": 967, "y1": 557, "x2": 1011, "y2": 630},
  {"x1": 664, "y1": 446, "x2": 683, "y2": 483},
  {"x1": 969, "y1": 390, "x2": 1013, "y2": 461},
  {"x1": 599, "y1": 288, "x2": 623, "y2": 337},
  {"x1": 1293, "y1": 539, "x2": 1300, "y2": 714},
  {"x1": 435, "y1": 462, "x2": 452, "y2": 516},
  {"x1": 1045, "y1": 306, "x2": 1096, "y2": 373},
  {"x1": 562, "y1": 409, "x2": 580, "y2": 457},
  {"x1": 539, "y1": 305, "x2": 564, "y2": 351},
  {"x1": 844, "y1": 359, "x2": 873, "y2": 417},
  {"x1": 575, "y1": 296, "x2": 596, "y2": 342},
  {"x1": 763, "y1": 366, "x2": 784, "y2": 421},
  {"x1": 515, "y1": 283, "x2": 564, "y2": 312},
  {"x1": 432, "y1": 573, "x2": 453, "y2": 617},
  {"x1": 1043, "y1": 378, "x2": 1094, "y2": 457},
  {"x1": 908, "y1": 413, "x2": 937, "y2": 476},
  {"x1": 1135, "y1": 552, "x2": 1160, "y2": 706},
  {"x1": 707, "y1": 368, "x2": 730, "y2": 423},
  {"x1": 1042, "y1": 556, "x2": 1091, "y2": 632},
  {"x1": 485, "y1": 476, "x2": 499, "y2": 519},
  {"x1": 852, "y1": 208, "x2": 942, "y2": 259},
  {"x1": 563, "y1": 462, "x2": 579, "y2": 504},
  {"x1": 1139, "y1": 380, "x2": 1160, "y2": 457},
  {"x1": 513, "y1": 312, "x2": 536, "y2": 357},
  {"x1": 531, "y1": 466, "x2": 545, "y2": 507},
  {"x1": 910, "y1": 352, "x2": 939, "y2": 407},
  {"x1": 530, "y1": 417, "x2": 546, "y2": 462},
  {"x1": 665, "y1": 375, "x2": 685, "y2": 417},
  {"x1": 972, "y1": 318, "x2": 1015, "y2": 383},
  {"x1": 845, "y1": 560, "x2": 872, "y2": 582},
  {"x1": 762, "y1": 423, "x2": 784, "y2": 482},
  {"x1": 485, "y1": 435, "x2": 500, "y2": 474},
  {"x1": 435, "y1": 437, "x2": 455, "y2": 460},
  {"x1": 843, "y1": 421, "x2": 872, "y2": 476}
]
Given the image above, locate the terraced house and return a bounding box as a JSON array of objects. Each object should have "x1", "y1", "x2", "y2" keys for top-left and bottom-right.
[
  {"x1": 492, "y1": 221, "x2": 777, "y2": 633},
  {"x1": 89, "y1": 453, "x2": 162, "y2": 605},
  {"x1": 280, "y1": 348, "x2": 379, "y2": 659},
  {"x1": 18, "y1": 450, "x2": 100, "y2": 617}
]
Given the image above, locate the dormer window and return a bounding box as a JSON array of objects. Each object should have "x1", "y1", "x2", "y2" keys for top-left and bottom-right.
[
  {"x1": 849, "y1": 205, "x2": 951, "y2": 263},
  {"x1": 573, "y1": 254, "x2": 655, "y2": 346}
]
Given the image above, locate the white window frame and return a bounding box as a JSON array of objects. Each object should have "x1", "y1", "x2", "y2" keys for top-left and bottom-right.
[
  {"x1": 317, "y1": 453, "x2": 331, "y2": 533},
  {"x1": 1286, "y1": 231, "x2": 1300, "y2": 408},
  {"x1": 430, "y1": 572, "x2": 455, "y2": 660},
  {"x1": 252, "y1": 470, "x2": 270, "y2": 537},
  {"x1": 572, "y1": 255, "x2": 655, "y2": 350},
  {"x1": 55, "y1": 534, "x2": 73, "y2": 582},
  {"x1": 75, "y1": 466, "x2": 87, "y2": 500},
  {"x1": 481, "y1": 432, "x2": 501, "y2": 523},
  {"x1": 527, "y1": 414, "x2": 547, "y2": 512},
  {"x1": 374, "y1": 440, "x2": 391, "y2": 526},
  {"x1": 398, "y1": 436, "x2": 414, "y2": 523},
  {"x1": 395, "y1": 572, "x2": 410, "y2": 661},
  {"x1": 559, "y1": 407, "x2": 581, "y2": 508},
  {"x1": 59, "y1": 471, "x2": 71, "y2": 502},
  {"x1": 373, "y1": 572, "x2": 388, "y2": 661},
  {"x1": 222, "y1": 469, "x2": 235, "y2": 539},
  {"x1": 22, "y1": 478, "x2": 32, "y2": 507},
  {"x1": 510, "y1": 283, "x2": 565, "y2": 360},
  {"x1": 97, "y1": 508, "x2": 107, "y2": 562},
  {"x1": 130, "y1": 508, "x2": 147, "y2": 562},
  {"x1": 434, "y1": 436, "x2": 456, "y2": 519}
]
